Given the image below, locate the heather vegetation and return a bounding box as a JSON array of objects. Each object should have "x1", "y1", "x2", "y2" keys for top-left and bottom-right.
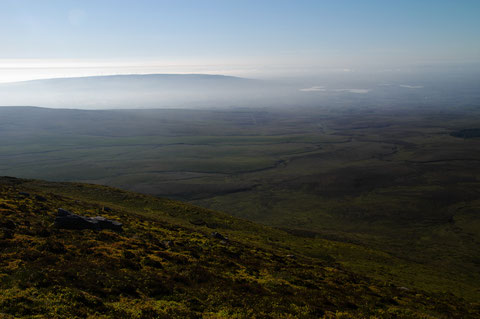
[{"x1": 1, "y1": 177, "x2": 479, "y2": 318}]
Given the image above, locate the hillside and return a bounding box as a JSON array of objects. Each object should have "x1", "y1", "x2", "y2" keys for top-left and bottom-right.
[{"x1": 0, "y1": 176, "x2": 478, "y2": 318}]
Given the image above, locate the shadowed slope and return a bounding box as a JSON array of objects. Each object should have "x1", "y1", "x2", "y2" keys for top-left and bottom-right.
[{"x1": 0, "y1": 177, "x2": 478, "y2": 318}]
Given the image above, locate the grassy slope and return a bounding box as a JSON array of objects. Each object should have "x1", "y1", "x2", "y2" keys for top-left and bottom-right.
[{"x1": 1, "y1": 177, "x2": 479, "y2": 318}]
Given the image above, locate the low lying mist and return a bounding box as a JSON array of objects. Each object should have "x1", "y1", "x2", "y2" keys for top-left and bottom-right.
[{"x1": 0, "y1": 67, "x2": 479, "y2": 110}]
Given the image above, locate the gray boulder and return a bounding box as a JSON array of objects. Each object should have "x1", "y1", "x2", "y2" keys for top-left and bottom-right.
[
  {"x1": 90, "y1": 216, "x2": 123, "y2": 231},
  {"x1": 54, "y1": 208, "x2": 122, "y2": 231},
  {"x1": 211, "y1": 232, "x2": 228, "y2": 241}
]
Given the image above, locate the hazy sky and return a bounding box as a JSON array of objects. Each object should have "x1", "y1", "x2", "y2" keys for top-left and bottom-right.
[{"x1": 0, "y1": 0, "x2": 479, "y2": 82}]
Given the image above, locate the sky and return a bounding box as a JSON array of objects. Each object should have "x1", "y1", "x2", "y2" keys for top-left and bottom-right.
[{"x1": 0, "y1": 0, "x2": 479, "y2": 82}]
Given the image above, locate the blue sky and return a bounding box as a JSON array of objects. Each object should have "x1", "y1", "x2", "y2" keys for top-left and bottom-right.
[{"x1": 0, "y1": 0, "x2": 479, "y2": 81}]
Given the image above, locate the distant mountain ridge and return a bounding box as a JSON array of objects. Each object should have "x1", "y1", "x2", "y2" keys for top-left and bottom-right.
[
  {"x1": 0, "y1": 73, "x2": 273, "y2": 109},
  {"x1": 3, "y1": 73, "x2": 253, "y2": 86}
]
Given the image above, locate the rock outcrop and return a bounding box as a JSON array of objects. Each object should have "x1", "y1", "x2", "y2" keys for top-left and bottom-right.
[
  {"x1": 54, "y1": 208, "x2": 122, "y2": 231},
  {"x1": 211, "y1": 232, "x2": 228, "y2": 241}
]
